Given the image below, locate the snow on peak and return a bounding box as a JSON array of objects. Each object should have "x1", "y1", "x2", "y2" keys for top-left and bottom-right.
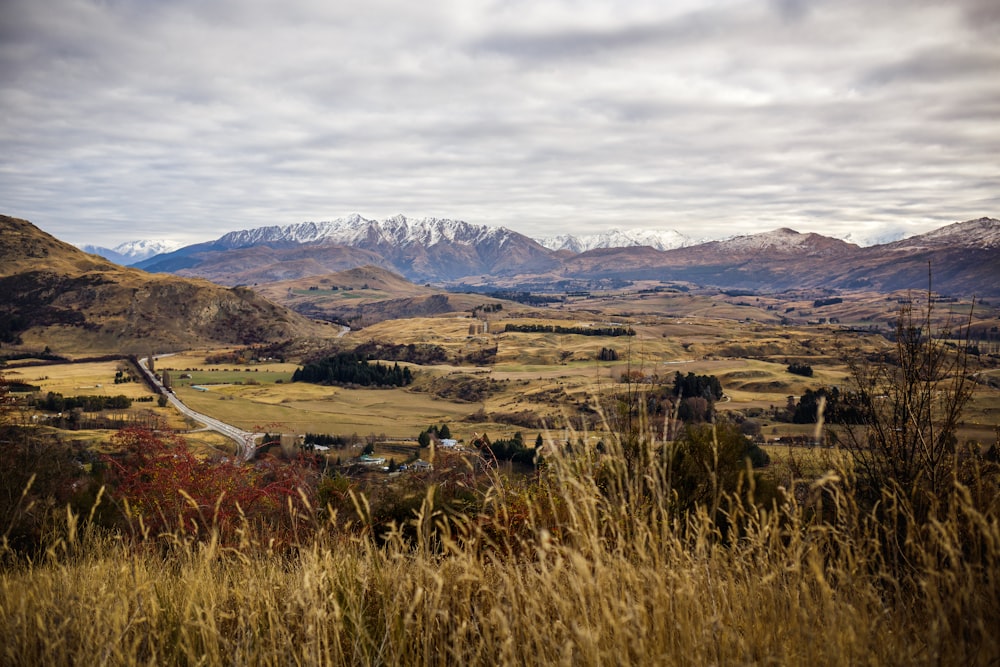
[
  {"x1": 538, "y1": 228, "x2": 694, "y2": 252},
  {"x1": 215, "y1": 215, "x2": 519, "y2": 249},
  {"x1": 910, "y1": 217, "x2": 1000, "y2": 249},
  {"x1": 717, "y1": 228, "x2": 812, "y2": 252},
  {"x1": 838, "y1": 229, "x2": 910, "y2": 247},
  {"x1": 79, "y1": 239, "x2": 184, "y2": 264},
  {"x1": 113, "y1": 239, "x2": 184, "y2": 256}
]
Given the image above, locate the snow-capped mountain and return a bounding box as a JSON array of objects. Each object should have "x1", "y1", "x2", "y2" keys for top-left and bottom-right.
[
  {"x1": 79, "y1": 239, "x2": 183, "y2": 265},
  {"x1": 213, "y1": 214, "x2": 519, "y2": 250},
  {"x1": 884, "y1": 217, "x2": 1000, "y2": 250},
  {"x1": 538, "y1": 228, "x2": 694, "y2": 253},
  {"x1": 136, "y1": 215, "x2": 558, "y2": 283},
  {"x1": 132, "y1": 215, "x2": 999, "y2": 297},
  {"x1": 714, "y1": 228, "x2": 857, "y2": 254}
]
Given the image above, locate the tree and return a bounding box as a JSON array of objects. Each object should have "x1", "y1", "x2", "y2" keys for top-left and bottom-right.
[
  {"x1": 669, "y1": 422, "x2": 771, "y2": 508},
  {"x1": 792, "y1": 387, "x2": 863, "y2": 425},
  {"x1": 677, "y1": 397, "x2": 711, "y2": 423},
  {"x1": 673, "y1": 372, "x2": 723, "y2": 402},
  {"x1": 787, "y1": 363, "x2": 813, "y2": 377},
  {"x1": 598, "y1": 347, "x2": 619, "y2": 361},
  {"x1": 438, "y1": 423, "x2": 452, "y2": 439},
  {"x1": 836, "y1": 292, "x2": 976, "y2": 513}
]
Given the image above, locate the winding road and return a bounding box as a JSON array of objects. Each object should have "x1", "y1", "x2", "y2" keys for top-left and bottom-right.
[{"x1": 138, "y1": 355, "x2": 259, "y2": 462}]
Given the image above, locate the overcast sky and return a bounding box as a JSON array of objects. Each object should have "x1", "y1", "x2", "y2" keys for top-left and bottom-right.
[{"x1": 2, "y1": 0, "x2": 998, "y2": 247}]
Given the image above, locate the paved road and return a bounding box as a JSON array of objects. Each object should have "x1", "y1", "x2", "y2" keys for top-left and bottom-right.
[{"x1": 137, "y1": 356, "x2": 259, "y2": 462}]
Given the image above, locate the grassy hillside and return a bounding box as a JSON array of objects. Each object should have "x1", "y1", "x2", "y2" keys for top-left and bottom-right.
[
  {"x1": 254, "y1": 265, "x2": 513, "y2": 327},
  {"x1": 0, "y1": 215, "x2": 339, "y2": 355}
]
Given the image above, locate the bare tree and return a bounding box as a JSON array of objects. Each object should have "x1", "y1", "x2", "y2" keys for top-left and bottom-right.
[{"x1": 836, "y1": 283, "x2": 976, "y2": 512}]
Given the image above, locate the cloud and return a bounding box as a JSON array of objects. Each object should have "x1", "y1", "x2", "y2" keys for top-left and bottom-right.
[{"x1": 0, "y1": 0, "x2": 997, "y2": 247}]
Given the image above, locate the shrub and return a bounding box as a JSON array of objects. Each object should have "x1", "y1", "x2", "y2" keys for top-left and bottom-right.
[{"x1": 104, "y1": 428, "x2": 314, "y2": 543}]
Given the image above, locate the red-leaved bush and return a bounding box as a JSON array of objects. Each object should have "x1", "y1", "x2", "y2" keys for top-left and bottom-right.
[{"x1": 105, "y1": 428, "x2": 316, "y2": 545}]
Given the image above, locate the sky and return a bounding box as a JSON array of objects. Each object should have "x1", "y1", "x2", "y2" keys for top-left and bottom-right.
[{"x1": 2, "y1": 0, "x2": 998, "y2": 248}]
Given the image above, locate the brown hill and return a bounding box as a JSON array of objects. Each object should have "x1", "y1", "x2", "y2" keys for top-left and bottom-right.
[
  {"x1": 172, "y1": 243, "x2": 392, "y2": 286},
  {"x1": 0, "y1": 215, "x2": 336, "y2": 355},
  {"x1": 254, "y1": 265, "x2": 506, "y2": 328}
]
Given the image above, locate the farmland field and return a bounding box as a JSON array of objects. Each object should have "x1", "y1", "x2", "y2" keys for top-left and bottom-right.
[
  {"x1": 9, "y1": 288, "x2": 1000, "y2": 451},
  {"x1": 5, "y1": 360, "x2": 155, "y2": 400},
  {"x1": 173, "y1": 383, "x2": 478, "y2": 437}
]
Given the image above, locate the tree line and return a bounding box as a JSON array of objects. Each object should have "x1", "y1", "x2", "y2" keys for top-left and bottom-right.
[
  {"x1": 504, "y1": 323, "x2": 635, "y2": 337},
  {"x1": 292, "y1": 353, "x2": 413, "y2": 387},
  {"x1": 472, "y1": 431, "x2": 537, "y2": 466},
  {"x1": 30, "y1": 392, "x2": 135, "y2": 412}
]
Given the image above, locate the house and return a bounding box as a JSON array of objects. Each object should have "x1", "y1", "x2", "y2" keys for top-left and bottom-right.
[{"x1": 439, "y1": 438, "x2": 459, "y2": 448}]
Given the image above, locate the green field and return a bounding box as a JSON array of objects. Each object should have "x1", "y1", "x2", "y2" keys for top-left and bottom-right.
[{"x1": 167, "y1": 369, "x2": 295, "y2": 386}]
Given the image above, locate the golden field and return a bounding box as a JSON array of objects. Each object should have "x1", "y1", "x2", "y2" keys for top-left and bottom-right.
[{"x1": 11, "y1": 286, "x2": 1000, "y2": 449}]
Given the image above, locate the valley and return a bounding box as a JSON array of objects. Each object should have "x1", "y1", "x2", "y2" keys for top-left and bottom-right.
[
  {"x1": 11, "y1": 281, "x2": 999, "y2": 464},
  {"x1": 7, "y1": 1, "x2": 1000, "y2": 658},
  {"x1": 4, "y1": 212, "x2": 999, "y2": 466},
  {"x1": 4, "y1": 214, "x2": 1000, "y2": 665}
]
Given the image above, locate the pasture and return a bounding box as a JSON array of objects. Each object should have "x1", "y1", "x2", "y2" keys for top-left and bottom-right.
[
  {"x1": 173, "y1": 383, "x2": 478, "y2": 438},
  {"x1": 6, "y1": 360, "x2": 154, "y2": 400}
]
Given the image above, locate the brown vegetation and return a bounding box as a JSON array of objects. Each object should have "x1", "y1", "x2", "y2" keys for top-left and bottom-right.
[
  {"x1": 0, "y1": 215, "x2": 338, "y2": 355},
  {"x1": 1, "y1": 415, "x2": 997, "y2": 665}
]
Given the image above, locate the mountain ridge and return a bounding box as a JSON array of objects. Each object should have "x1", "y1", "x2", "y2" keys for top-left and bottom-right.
[
  {"x1": 116, "y1": 215, "x2": 1000, "y2": 298},
  {"x1": 137, "y1": 214, "x2": 559, "y2": 284}
]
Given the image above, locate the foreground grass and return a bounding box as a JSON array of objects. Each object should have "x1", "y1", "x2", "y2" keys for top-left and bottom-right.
[
  {"x1": 0, "y1": 533, "x2": 906, "y2": 665},
  {"x1": 2, "y1": 441, "x2": 997, "y2": 666}
]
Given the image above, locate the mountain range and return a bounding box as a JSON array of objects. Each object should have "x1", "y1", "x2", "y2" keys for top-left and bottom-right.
[
  {"x1": 135, "y1": 215, "x2": 558, "y2": 284},
  {"x1": 4, "y1": 213, "x2": 998, "y2": 356},
  {"x1": 132, "y1": 215, "x2": 1000, "y2": 298}
]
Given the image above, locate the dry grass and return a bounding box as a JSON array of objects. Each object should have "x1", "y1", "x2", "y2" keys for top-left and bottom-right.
[
  {"x1": 10, "y1": 360, "x2": 154, "y2": 400},
  {"x1": 174, "y1": 383, "x2": 478, "y2": 436},
  {"x1": 2, "y1": 429, "x2": 997, "y2": 666}
]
